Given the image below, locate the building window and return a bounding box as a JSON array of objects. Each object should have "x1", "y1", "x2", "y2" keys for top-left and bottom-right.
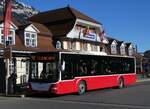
[
  {"x1": 9, "y1": 59, "x2": 15, "y2": 75},
  {"x1": 76, "y1": 42, "x2": 80, "y2": 50},
  {"x1": 120, "y1": 46, "x2": 126, "y2": 55},
  {"x1": 30, "y1": 62, "x2": 37, "y2": 79},
  {"x1": 72, "y1": 42, "x2": 76, "y2": 50},
  {"x1": 56, "y1": 41, "x2": 61, "y2": 49},
  {"x1": 91, "y1": 45, "x2": 98, "y2": 52},
  {"x1": 111, "y1": 44, "x2": 117, "y2": 54},
  {"x1": 67, "y1": 41, "x2": 72, "y2": 50},
  {"x1": 129, "y1": 48, "x2": 133, "y2": 56},
  {"x1": 25, "y1": 32, "x2": 37, "y2": 47},
  {"x1": 91, "y1": 45, "x2": 94, "y2": 51},
  {"x1": 0, "y1": 29, "x2": 15, "y2": 45},
  {"x1": 63, "y1": 41, "x2": 67, "y2": 49},
  {"x1": 87, "y1": 43, "x2": 91, "y2": 51},
  {"x1": 83, "y1": 43, "x2": 88, "y2": 51}
]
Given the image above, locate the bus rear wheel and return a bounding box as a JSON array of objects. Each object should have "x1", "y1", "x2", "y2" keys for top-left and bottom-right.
[
  {"x1": 78, "y1": 81, "x2": 86, "y2": 95},
  {"x1": 118, "y1": 78, "x2": 124, "y2": 89}
]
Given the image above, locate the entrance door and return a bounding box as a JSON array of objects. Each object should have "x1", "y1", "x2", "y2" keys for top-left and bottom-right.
[{"x1": 0, "y1": 58, "x2": 6, "y2": 93}]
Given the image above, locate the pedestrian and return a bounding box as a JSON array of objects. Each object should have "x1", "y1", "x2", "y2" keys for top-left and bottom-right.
[{"x1": 10, "y1": 73, "x2": 17, "y2": 94}]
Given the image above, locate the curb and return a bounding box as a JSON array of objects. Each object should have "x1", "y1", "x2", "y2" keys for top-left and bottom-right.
[
  {"x1": 0, "y1": 94, "x2": 26, "y2": 98},
  {"x1": 136, "y1": 78, "x2": 150, "y2": 83}
]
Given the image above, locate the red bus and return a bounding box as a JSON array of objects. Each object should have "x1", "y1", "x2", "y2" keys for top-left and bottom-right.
[{"x1": 25, "y1": 51, "x2": 136, "y2": 95}]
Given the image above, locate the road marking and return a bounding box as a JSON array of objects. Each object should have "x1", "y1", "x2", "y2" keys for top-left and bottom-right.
[
  {"x1": 46, "y1": 99, "x2": 150, "y2": 109},
  {"x1": 24, "y1": 97, "x2": 150, "y2": 109},
  {"x1": 2, "y1": 96, "x2": 150, "y2": 109}
]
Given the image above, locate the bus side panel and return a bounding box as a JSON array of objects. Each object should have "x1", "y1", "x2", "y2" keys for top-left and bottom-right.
[
  {"x1": 56, "y1": 80, "x2": 77, "y2": 94},
  {"x1": 53, "y1": 74, "x2": 136, "y2": 95},
  {"x1": 83, "y1": 76, "x2": 118, "y2": 90},
  {"x1": 123, "y1": 74, "x2": 136, "y2": 86},
  {"x1": 55, "y1": 76, "x2": 119, "y2": 94}
]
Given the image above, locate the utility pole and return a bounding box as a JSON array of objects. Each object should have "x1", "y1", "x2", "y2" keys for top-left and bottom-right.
[{"x1": 3, "y1": 0, "x2": 12, "y2": 95}]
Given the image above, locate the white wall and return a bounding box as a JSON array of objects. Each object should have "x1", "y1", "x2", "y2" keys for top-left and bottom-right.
[{"x1": 16, "y1": 57, "x2": 28, "y2": 84}]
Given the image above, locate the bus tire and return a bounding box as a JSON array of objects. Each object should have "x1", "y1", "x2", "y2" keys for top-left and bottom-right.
[
  {"x1": 118, "y1": 78, "x2": 124, "y2": 89},
  {"x1": 78, "y1": 81, "x2": 86, "y2": 95}
]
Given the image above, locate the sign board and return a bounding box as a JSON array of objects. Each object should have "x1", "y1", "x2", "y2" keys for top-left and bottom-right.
[
  {"x1": 74, "y1": 25, "x2": 97, "y2": 40},
  {"x1": 31, "y1": 56, "x2": 56, "y2": 61},
  {"x1": 3, "y1": 47, "x2": 12, "y2": 59}
]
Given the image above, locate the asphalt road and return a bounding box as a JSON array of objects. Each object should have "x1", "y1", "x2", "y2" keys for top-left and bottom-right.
[{"x1": 0, "y1": 81, "x2": 150, "y2": 109}]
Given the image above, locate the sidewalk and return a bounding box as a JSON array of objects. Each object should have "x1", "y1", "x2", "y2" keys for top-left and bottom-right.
[
  {"x1": 136, "y1": 74, "x2": 150, "y2": 82},
  {"x1": 0, "y1": 93, "x2": 25, "y2": 98}
]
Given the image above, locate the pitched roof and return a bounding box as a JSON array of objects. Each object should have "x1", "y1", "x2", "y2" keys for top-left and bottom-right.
[
  {"x1": 0, "y1": 16, "x2": 55, "y2": 52},
  {"x1": 29, "y1": 7, "x2": 101, "y2": 38},
  {"x1": 32, "y1": 22, "x2": 52, "y2": 36},
  {"x1": 107, "y1": 37, "x2": 116, "y2": 44},
  {"x1": 12, "y1": 34, "x2": 56, "y2": 52},
  {"x1": 29, "y1": 6, "x2": 101, "y2": 24},
  {"x1": 126, "y1": 43, "x2": 132, "y2": 47},
  {"x1": 45, "y1": 19, "x2": 75, "y2": 37},
  {"x1": 144, "y1": 50, "x2": 150, "y2": 58},
  {"x1": 18, "y1": 22, "x2": 52, "y2": 36},
  {"x1": 68, "y1": 7, "x2": 101, "y2": 24}
]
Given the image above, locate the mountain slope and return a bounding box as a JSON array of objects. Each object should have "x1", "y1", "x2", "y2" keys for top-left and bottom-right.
[{"x1": 0, "y1": 0, "x2": 39, "y2": 23}]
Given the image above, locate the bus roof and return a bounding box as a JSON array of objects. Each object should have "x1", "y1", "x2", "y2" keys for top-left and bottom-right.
[
  {"x1": 31, "y1": 51, "x2": 135, "y2": 59},
  {"x1": 60, "y1": 51, "x2": 135, "y2": 59}
]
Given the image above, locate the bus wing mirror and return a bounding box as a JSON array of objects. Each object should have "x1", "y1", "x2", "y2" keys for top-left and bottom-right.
[{"x1": 62, "y1": 61, "x2": 65, "y2": 71}]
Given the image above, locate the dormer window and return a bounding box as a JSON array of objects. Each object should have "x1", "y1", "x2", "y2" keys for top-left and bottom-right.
[
  {"x1": 24, "y1": 24, "x2": 39, "y2": 47},
  {"x1": 111, "y1": 41, "x2": 117, "y2": 54},
  {"x1": 25, "y1": 32, "x2": 37, "y2": 47},
  {"x1": 0, "y1": 30, "x2": 15, "y2": 45},
  {"x1": 120, "y1": 43, "x2": 126, "y2": 55},
  {"x1": 129, "y1": 48, "x2": 133, "y2": 56},
  {"x1": 0, "y1": 22, "x2": 17, "y2": 45},
  {"x1": 128, "y1": 45, "x2": 133, "y2": 56},
  {"x1": 111, "y1": 44, "x2": 117, "y2": 54}
]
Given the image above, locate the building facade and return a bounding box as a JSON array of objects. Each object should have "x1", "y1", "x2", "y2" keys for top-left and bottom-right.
[{"x1": 0, "y1": 16, "x2": 55, "y2": 88}]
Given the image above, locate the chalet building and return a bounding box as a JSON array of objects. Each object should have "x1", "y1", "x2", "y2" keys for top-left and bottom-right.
[{"x1": 0, "y1": 16, "x2": 55, "y2": 89}]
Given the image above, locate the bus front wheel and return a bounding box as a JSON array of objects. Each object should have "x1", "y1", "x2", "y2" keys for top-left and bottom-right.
[
  {"x1": 118, "y1": 78, "x2": 124, "y2": 89},
  {"x1": 78, "y1": 81, "x2": 86, "y2": 95}
]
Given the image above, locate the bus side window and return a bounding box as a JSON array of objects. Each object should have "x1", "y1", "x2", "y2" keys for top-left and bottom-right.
[
  {"x1": 61, "y1": 59, "x2": 74, "y2": 80},
  {"x1": 90, "y1": 60, "x2": 98, "y2": 75},
  {"x1": 79, "y1": 61, "x2": 88, "y2": 76}
]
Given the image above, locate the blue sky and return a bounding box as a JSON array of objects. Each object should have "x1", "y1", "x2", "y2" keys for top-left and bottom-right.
[{"x1": 19, "y1": 0, "x2": 150, "y2": 52}]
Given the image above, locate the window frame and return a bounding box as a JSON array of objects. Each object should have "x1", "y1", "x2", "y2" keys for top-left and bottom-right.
[
  {"x1": 111, "y1": 44, "x2": 117, "y2": 54},
  {"x1": 0, "y1": 28, "x2": 15, "y2": 45},
  {"x1": 24, "y1": 31, "x2": 37, "y2": 47},
  {"x1": 128, "y1": 47, "x2": 133, "y2": 56},
  {"x1": 120, "y1": 46, "x2": 126, "y2": 55}
]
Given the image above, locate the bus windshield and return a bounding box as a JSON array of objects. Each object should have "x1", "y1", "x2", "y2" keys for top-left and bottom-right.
[{"x1": 29, "y1": 61, "x2": 59, "y2": 83}]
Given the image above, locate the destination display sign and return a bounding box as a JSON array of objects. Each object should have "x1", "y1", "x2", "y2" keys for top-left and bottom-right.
[{"x1": 31, "y1": 56, "x2": 56, "y2": 61}]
